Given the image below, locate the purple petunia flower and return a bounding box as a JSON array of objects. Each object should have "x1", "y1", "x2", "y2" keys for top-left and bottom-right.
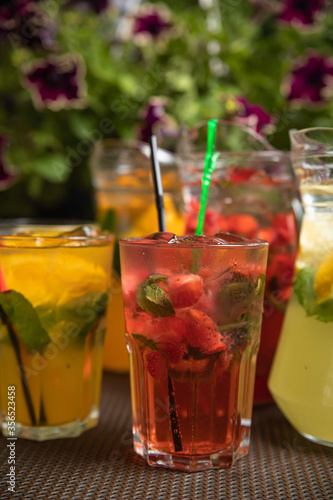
[
  {"x1": 0, "y1": 136, "x2": 17, "y2": 191},
  {"x1": 279, "y1": 0, "x2": 325, "y2": 25},
  {"x1": 131, "y1": 4, "x2": 173, "y2": 43},
  {"x1": 232, "y1": 97, "x2": 275, "y2": 135},
  {"x1": 0, "y1": 0, "x2": 55, "y2": 50},
  {"x1": 23, "y1": 55, "x2": 87, "y2": 110},
  {"x1": 285, "y1": 53, "x2": 333, "y2": 103},
  {"x1": 138, "y1": 97, "x2": 177, "y2": 145},
  {"x1": 68, "y1": 0, "x2": 109, "y2": 14}
]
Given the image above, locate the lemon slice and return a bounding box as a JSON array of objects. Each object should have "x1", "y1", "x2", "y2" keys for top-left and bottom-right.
[
  {"x1": 125, "y1": 197, "x2": 184, "y2": 238},
  {"x1": 1, "y1": 251, "x2": 109, "y2": 307},
  {"x1": 314, "y1": 252, "x2": 333, "y2": 303}
]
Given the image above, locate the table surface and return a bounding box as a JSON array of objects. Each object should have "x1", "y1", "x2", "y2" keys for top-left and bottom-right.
[{"x1": 0, "y1": 372, "x2": 332, "y2": 500}]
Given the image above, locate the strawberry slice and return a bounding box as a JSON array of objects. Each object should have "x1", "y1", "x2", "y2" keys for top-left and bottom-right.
[
  {"x1": 159, "y1": 342, "x2": 186, "y2": 365},
  {"x1": 204, "y1": 208, "x2": 229, "y2": 235},
  {"x1": 185, "y1": 198, "x2": 229, "y2": 235},
  {"x1": 273, "y1": 212, "x2": 297, "y2": 246},
  {"x1": 227, "y1": 214, "x2": 259, "y2": 237},
  {"x1": 145, "y1": 317, "x2": 187, "y2": 367},
  {"x1": 146, "y1": 316, "x2": 187, "y2": 343},
  {"x1": 168, "y1": 274, "x2": 203, "y2": 308},
  {"x1": 144, "y1": 351, "x2": 167, "y2": 379},
  {"x1": 229, "y1": 167, "x2": 257, "y2": 183},
  {"x1": 255, "y1": 227, "x2": 276, "y2": 246},
  {"x1": 182, "y1": 309, "x2": 226, "y2": 354}
]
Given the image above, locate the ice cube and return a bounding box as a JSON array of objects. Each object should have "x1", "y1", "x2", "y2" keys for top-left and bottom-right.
[
  {"x1": 214, "y1": 231, "x2": 251, "y2": 244},
  {"x1": 177, "y1": 235, "x2": 225, "y2": 246},
  {"x1": 59, "y1": 225, "x2": 99, "y2": 237},
  {"x1": 141, "y1": 232, "x2": 179, "y2": 244}
]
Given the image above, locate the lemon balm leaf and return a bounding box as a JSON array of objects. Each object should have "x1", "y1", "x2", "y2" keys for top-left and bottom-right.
[
  {"x1": 0, "y1": 290, "x2": 50, "y2": 353},
  {"x1": 294, "y1": 268, "x2": 317, "y2": 314},
  {"x1": 36, "y1": 291, "x2": 110, "y2": 344},
  {"x1": 132, "y1": 333, "x2": 158, "y2": 351},
  {"x1": 294, "y1": 268, "x2": 333, "y2": 323},
  {"x1": 65, "y1": 290, "x2": 109, "y2": 342},
  {"x1": 137, "y1": 275, "x2": 175, "y2": 317}
]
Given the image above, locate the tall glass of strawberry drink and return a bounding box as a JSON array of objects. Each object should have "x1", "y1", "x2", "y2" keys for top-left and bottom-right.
[{"x1": 119, "y1": 231, "x2": 268, "y2": 470}]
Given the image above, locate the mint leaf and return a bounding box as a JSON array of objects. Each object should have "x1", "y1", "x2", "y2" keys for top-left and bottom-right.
[
  {"x1": 35, "y1": 290, "x2": 109, "y2": 344},
  {"x1": 137, "y1": 275, "x2": 175, "y2": 317},
  {"x1": 294, "y1": 268, "x2": 317, "y2": 315},
  {"x1": 132, "y1": 333, "x2": 157, "y2": 350},
  {"x1": 218, "y1": 272, "x2": 262, "y2": 322},
  {"x1": 294, "y1": 268, "x2": 333, "y2": 323},
  {"x1": 58, "y1": 290, "x2": 109, "y2": 343},
  {"x1": 0, "y1": 290, "x2": 50, "y2": 353},
  {"x1": 316, "y1": 299, "x2": 333, "y2": 323},
  {"x1": 218, "y1": 318, "x2": 251, "y2": 351},
  {"x1": 148, "y1": 274, "x2": 168, "y2": 283}
]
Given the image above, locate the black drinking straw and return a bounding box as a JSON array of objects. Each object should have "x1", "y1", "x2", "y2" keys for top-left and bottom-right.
[
  {"x1": 0, "y1": 305, "x2": 37, "y2": 426},
  {"x1": 150, "y1": 135, "x2": 166, "y2": 232},
  {"x1": 149, "y1": 135, "x2": 183, "y2": 453}
]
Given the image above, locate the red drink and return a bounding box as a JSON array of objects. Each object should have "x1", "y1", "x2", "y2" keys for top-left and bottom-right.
[
  {"x1": 120, "y1": 232, "x2": 268, "y2": 471},
  {"x1": 185, "y1": 198, "x2": 298, "y2": 403},
  {"x1": 179, "y1": 131, "x2": 298, "y2": 403}
]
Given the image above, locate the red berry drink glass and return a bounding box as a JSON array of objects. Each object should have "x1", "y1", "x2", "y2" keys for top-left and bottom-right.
[
  {"x1": 119, "y1": 231, "x2": 268, "y2": 471},
  {"x1": 177, "y1": 121, "x2": 299, "y2": 404}
]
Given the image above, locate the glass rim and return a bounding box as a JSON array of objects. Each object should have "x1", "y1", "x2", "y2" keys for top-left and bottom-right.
[
  {"x1": 177, "y1": 149, "x2": 290, "y2": 162},
  {"x1": 290, "y1": 127, "x2": 333, "y2": 156},
  {"x1": 176, "y1": 119, "x2": 284, "y2": 159},
  {"x1": 0, "y1": 218, "x2": 99, "y2": 226},
  {"x1": 290, "y1": 126, "x2": 333, "y2": 136},
  {"x1": 119, "y1": 234, "x2": 269, "y2": 250},
  {"x1": 93, "y1": 138, "x2": 175, "y2": 165},
  {"x1": 0, "y1": 220, "x2": 114, "y2": 243},
  {"x1": 0, "y1": 233, "x2": 114, "y2": 241}
]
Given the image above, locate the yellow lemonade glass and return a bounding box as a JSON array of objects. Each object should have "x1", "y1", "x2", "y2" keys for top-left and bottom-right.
[
  {"x1": 0, "y1": 224, "x2": 114, "y2": 440},
  {"x1": 269, "y1": 128, "x2": 333, "y2": 446},
  {"x1": 91, "y1": 140, "x2": 184, "y2": 372}
]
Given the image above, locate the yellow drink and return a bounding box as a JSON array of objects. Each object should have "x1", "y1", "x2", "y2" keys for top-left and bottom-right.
[
  {"x1": 99, "y1": 194, "x2": 184, "y2": 372},
  {"x1": 92, "y1": 140, "x2": 184, "y2": 372},
  {"x1": 269, "y1": 208, "x2": 333, "y2": 446},
  {"x1": 0, "y1": 228, "x2": 114, "y2": 440},
  {"x1": 269, "y1": 294, "x2": 333, "y2": 443}
]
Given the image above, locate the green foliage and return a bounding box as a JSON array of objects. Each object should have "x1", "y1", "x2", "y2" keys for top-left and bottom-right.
[
  {"x1": 0, "y1": 290, "x2": 50, "y2": 353},
  {"x1": 137, "y1": 274, "x2": 175, "y2": 317},
  {"x1": 0, "y1": 1, "x2": 333, "y2": 217},
  {"x1": 294, "y1": 268, "x2": 333, "y2": 323}
]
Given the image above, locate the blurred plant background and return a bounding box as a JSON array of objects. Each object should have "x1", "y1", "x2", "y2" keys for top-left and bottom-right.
[{"x1": 0, "y1": 0, "x2": 333, "y2": 219}]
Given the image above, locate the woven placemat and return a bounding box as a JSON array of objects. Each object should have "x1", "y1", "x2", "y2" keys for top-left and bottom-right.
[{"x1": 1, "y1": 372, "x2": 332, "y2": 500}]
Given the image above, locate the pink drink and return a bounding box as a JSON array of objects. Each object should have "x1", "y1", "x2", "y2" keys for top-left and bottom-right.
[{"x1": 120, "y1": 232, "x2": 268, "y2": 471}]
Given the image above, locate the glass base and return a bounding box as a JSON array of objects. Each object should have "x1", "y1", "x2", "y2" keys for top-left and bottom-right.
[
  {"x1": 1, "y1": 407, "x2": 99, "y2": 441},
  {"x1": 133, "y1": 427, "x2": 251, "y2": 472},
  {"x1": 300, "y1": 431, "x2": 333, "y2": 448}
]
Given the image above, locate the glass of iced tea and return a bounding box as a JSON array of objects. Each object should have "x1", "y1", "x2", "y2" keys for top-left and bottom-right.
[
  {"x1": 177, "y1": 121, "x2": 299, "y2": 404},
  {"x1": 91, "y1": 139, "x2": 184, "y2": 372},
  {"x1": 120, "y1": 231, "x2": 268, "y2": 471},
  {"x1": 0, "y1": 223, "x2": 114, "y2": 440}
]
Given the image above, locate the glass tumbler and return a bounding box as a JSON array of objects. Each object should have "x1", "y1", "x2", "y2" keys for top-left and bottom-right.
[
  {"x1": 177, "y1": 120, "x2": 299, "y2": 404},
  {"x1": 91, "y1": 139, "x2": 184, "y2": 372}
]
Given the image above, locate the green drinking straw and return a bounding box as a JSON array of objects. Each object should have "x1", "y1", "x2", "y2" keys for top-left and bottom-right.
[{"x1": 195, "y1": 119, "x2": 220, "y2": 236}]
